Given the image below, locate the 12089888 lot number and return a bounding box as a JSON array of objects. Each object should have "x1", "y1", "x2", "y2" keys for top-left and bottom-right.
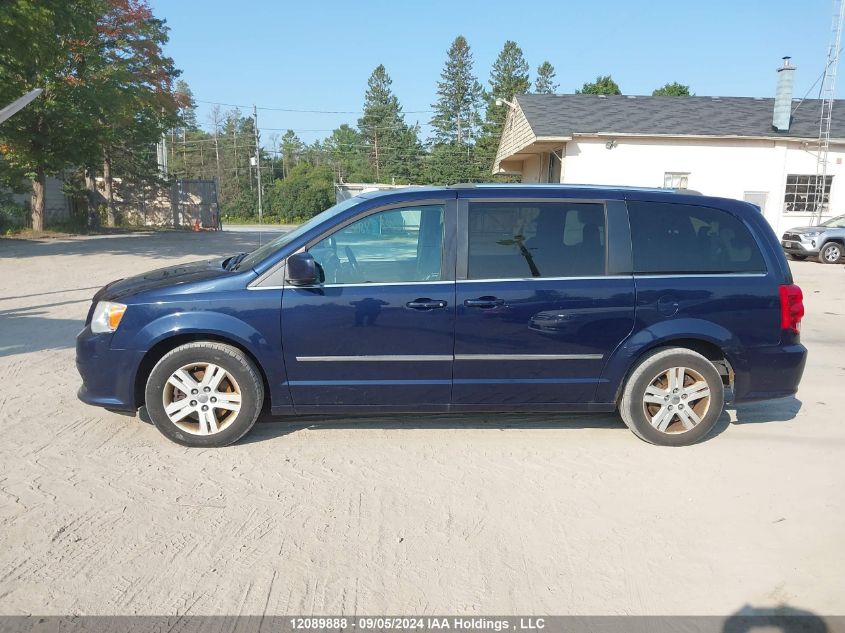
[{"x1": 291, "y1": 618, "x2": 348, "y2": 629}]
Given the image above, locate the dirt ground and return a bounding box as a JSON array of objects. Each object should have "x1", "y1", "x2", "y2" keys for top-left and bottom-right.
[{"x1": 0, "y1": 230, "x2": 843, "y2": 616}]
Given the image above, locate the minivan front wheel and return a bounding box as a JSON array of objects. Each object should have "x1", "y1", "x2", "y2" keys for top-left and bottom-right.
[
  {"x1": 619, "y1": 348, "x2": 724, "y2": 446},
  {"x1": 144, "y1": 342, "x2": 264, "y2": 447}
]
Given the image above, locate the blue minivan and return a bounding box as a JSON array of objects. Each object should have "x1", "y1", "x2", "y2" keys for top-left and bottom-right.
[{"x1": 76, "y1": 185, "x2": 807, "y2": 447}]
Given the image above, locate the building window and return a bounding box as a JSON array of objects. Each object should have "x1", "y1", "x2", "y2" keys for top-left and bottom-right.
[
  {"x1": 664, "y1": 172, "x2": 689, "y2": 189},
  {"x1": 784, "y1": 174, "x2": 833, "y2": 213}
]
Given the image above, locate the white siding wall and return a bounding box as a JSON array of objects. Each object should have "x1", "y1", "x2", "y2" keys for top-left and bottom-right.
[
  {"x1": 557, "y1": 136, "x2": 845, "y2": 235},
  {"x1": 494, "y1": 105, "x2": 536, "y2": 171}
]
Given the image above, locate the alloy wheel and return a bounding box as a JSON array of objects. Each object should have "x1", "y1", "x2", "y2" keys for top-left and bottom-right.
[
  {"x1": 642, "y1": 366, "x2": 712, "y2": 434},
  {"x1": 162, "y1": 362, "x2": 242, "y2": 435}
]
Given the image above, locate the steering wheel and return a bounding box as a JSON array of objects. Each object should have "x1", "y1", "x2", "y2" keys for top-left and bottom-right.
[{"x1": 345, "y1": 246, "x2": 361, "y2": 278}]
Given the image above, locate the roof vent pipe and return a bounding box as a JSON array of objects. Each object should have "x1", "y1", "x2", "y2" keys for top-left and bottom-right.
[{"x1": 773, "y1": 56, "x2": 796, "y2": 132}]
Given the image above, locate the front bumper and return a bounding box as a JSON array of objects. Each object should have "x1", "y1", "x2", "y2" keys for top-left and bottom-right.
[
  {"x1": 76, "y1": 325, "x2": 144, "y2": 412},
  {"x1": 781, "y1": 235, "x2": 820, "y2": 255}
]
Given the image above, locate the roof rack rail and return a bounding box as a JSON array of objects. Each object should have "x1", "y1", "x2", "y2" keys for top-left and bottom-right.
[{"x1": 443, "y1": 183, "x2": 705, "y2": 195}]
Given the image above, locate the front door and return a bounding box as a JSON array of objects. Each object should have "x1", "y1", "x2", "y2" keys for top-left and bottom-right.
[
  {"x1": 281, "y1": 202, "x2": 456, "y2": 410},
  {"x1": 453, "y1": 198, "x2": 635, "y2": 407}
]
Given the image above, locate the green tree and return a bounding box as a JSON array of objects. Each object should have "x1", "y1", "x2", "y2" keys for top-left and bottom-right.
[
  {"x1": 173, "y1": 80, "x2": 197, "y2": 129},
  {"x1": 484, "y1": 41, "x2": 530, "y2": 129},
  {"x1": 88, "y1": 0, "x2": 182, "y2": 226},
  {"x1": 535, "y1": 61, "x2": 558, "y2": 94},
  {"x1": 477, "y1": 40, "x2": 530, "y2": 174},
  {"x1": 652, "y1": 82, "x2": 692, "y2": 96},
  {"x1": 0, "y1": 0, "x2": 101, "y2": 230},
  {"x1": 324, "y1": 124, "x2": 371, "y2": 183},
  {"x1": 424, "y1": 143, "x2": 486, "y2": 185},
  {"x1": 265, "y1": 162, "x2": 334, "y2": 223},
  {"x1": 430, "y1": 36, "x2": 485, "y2": 145},
  {"x1": 280, "y1": 129, "x2": 304, "y2": 178},
  {"x1": 577, "y1": 75, "x2": 622, "y2": 95},
  {"x1": 357, "y1": 65, "x2": 420, "y2": 183}
]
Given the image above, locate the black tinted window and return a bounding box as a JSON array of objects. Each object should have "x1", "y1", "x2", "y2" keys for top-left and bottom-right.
[
  {"x1": 628, "y1": 202, "x2": 765, "y2": 274},
  {"x1": 467, "y1": 202, "x2": 606, "y2": 279}
]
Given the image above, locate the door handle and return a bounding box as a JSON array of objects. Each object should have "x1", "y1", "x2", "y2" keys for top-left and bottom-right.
[
  {"x1": 464, "y1": 296, "x2": 504, "y2": 309},
  {"x1": 406, "y1": 298, "x2": 448, "y2": 310}
]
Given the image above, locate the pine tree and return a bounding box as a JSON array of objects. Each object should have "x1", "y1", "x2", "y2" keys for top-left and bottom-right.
[
  {"x1": 430, "y1": 36, "x2": 485, "y2": 145},
  {"x1": 174, "y1": 80, "x2": 197, "y2": 130},
  {"x1": 280, "y1": 130, "x2": 304, "y2": 178},
  {"x1": 357, "y1": 65, "x2": 421, "y2": 183},
  {"x1": 535, "y1": 61, "x2": 558, "y2": 94},
  {"x1": 485, "y1": 41, "x2": 530, "y2": 130},
  {"x1": 477, "y1": 41, "x2": 530, "y2": 174}
]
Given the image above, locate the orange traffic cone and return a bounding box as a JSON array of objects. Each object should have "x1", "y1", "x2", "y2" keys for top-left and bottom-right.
[{"x1": 192, "y1": 218, "x2": 200, "y2": 232}]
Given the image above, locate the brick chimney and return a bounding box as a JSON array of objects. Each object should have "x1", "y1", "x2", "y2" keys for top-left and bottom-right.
[{"x1": 773, "y1": 56, "x2": 795, "y2": 132}]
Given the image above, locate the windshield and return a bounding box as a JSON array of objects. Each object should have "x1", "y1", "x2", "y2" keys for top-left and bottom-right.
[
  {"x1": 821, "y1": 214, "x2": 845, "y2": 228},
  {"x1": 235, "y1": 198, "x2": 361, "y2": 271}
]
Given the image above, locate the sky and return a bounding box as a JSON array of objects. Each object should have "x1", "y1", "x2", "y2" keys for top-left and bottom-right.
[{"x1": 148, "y1": 0, "x2": 842, "y2": 145}]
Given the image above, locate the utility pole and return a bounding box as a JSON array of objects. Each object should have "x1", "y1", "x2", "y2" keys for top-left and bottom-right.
[
  {"x1": 253, "y1": 104, "x2": 263, "y2": 236},
  {"x1": 374, "y1": 128, "x2": 380, "y2": 181},
  {"x1": 233, "y1": 123, "x2": 239, "y2": 193}
]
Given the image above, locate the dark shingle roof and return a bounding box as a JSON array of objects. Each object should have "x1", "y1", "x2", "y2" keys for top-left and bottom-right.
[{"x1": 516, "y1": 94, "x2": 845, "y2": 139}]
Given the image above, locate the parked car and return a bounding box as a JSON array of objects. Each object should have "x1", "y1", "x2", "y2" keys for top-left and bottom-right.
[
  {"x1": 77, "y1": 185, "x2": 807, "y2": 447},
  {"x1": 781, "y1": 214, "x2": 845, "y2": 263}
]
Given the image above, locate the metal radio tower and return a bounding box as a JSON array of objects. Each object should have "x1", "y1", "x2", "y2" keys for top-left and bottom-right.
[{"x1": 813, "y1": 0, "x2": 845, "y2": 225}]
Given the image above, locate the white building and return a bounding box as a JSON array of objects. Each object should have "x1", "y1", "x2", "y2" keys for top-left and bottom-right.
[{"x1": 493, "y1": 58, "x2": 845, "y2": 235}]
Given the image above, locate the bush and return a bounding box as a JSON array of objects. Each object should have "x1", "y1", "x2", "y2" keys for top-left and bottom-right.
[{"x1": 0, "y1": 201, "x2": 27, "y2": 234}]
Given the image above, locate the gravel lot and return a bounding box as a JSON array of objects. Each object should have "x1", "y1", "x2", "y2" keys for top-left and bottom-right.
[{"x1": 0, "y1": 230, "x2": 843, "y2": 616}]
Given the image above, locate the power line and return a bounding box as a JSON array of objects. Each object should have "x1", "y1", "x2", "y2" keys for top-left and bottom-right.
[{"x1": 195, "y1": 98, "x2": 434, "y2": 115}]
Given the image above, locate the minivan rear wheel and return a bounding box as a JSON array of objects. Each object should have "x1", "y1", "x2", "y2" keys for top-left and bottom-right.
[
  {"x1": 144, "y1": 341, "x2": 264, "y2": 447},
  {"x1": 619, "y1": 348, "x2": 724, "y2": 446}
]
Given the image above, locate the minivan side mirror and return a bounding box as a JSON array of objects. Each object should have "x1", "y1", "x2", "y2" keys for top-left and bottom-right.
[{"x1": 285, "y1": 252, "x2": 318, "y2": 286}]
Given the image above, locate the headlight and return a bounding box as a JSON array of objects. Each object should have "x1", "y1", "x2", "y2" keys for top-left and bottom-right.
[
  {"x1": 804, "y1": 231, "x2": 821, "y2": 237},
  {"x1": 91, "y1": 301, "x2": 127, "y2": 333}
]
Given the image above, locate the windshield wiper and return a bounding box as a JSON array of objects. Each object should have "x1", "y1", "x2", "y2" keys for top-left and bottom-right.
[{"x1": 223, "y1": 253, "x2": 247, "y2": 271}]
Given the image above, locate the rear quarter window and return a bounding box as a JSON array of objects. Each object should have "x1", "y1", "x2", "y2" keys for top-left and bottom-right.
[{"x1": 627, "y1": 201, "x2": 766, "y2": 274}]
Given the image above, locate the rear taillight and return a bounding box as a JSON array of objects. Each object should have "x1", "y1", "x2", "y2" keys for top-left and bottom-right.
[{"x1": 779, "y1": 284, "x2": 804, "y2": 334}]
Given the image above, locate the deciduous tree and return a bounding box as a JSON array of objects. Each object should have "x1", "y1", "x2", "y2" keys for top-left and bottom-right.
[
  {"x1": 652, "y1": 82, "x2": 692, "y2": 96},
  {"x1": 577, "y1": 75, "x2": 622, "y2": 95},
  {"x1": 0, "y1": 0, "x2": 101, "y2": 230}
]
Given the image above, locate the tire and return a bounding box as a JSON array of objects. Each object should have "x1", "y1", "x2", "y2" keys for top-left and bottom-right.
[
  {"x1": 619, "y1": 348, "x2": 725, "y2": 446},
  {"x1": 144, "y1": 341, "x2": 264, "y2": 447},
  {"x1": 819, "y1": 242, "x2": 844, "y2": 264},
  {"x1": 788, "y1": 253, "x2": 808, "y2": 261}
]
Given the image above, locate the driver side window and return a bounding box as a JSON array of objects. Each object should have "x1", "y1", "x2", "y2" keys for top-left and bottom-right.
[{"x1": 308, "y1": 204, "x2": 445, "y2": 284}]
